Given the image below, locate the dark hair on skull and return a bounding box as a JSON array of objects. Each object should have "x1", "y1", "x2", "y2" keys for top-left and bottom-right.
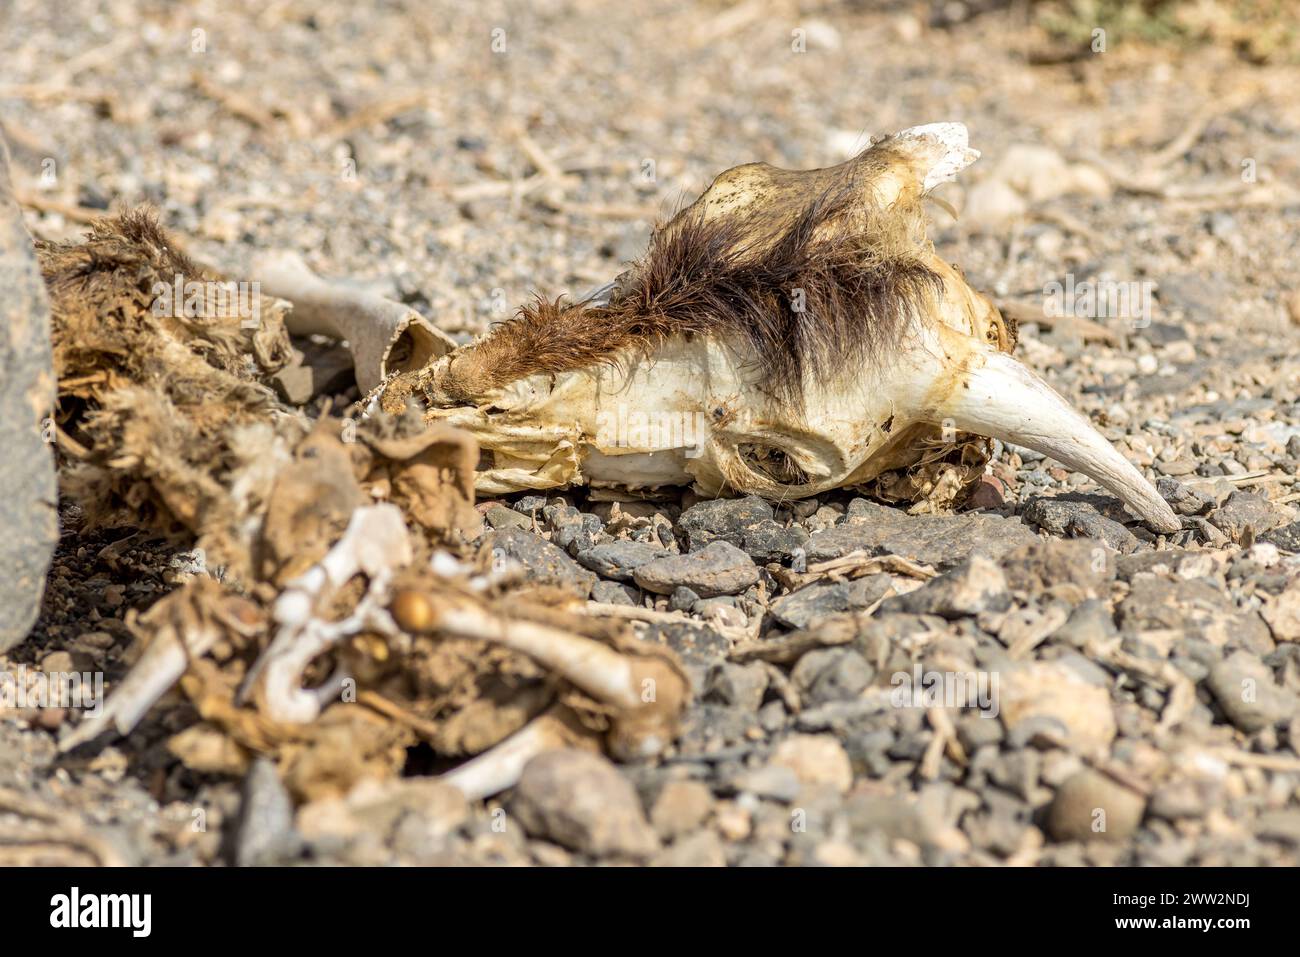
[{"x1": 441, "y1": 142, "x2": 947, "y2": 412}]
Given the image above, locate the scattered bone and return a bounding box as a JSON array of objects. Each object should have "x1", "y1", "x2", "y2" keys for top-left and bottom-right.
[
  {"x1": 437, "y1": 706, "x2": 596, "y2": 801},
  {"x1": 391, "y1": 586, "x2": 688, "y2": 763},
  {"x1": 255, "y1": 250, "x2": 455, "y2": 393},
  {"x1": 243, "y1": 504, "x2": 412, "y2": 724},
  {"x1": 60, "y1": 578, "x2": 263, "y2": 750},
  {"x1": 772, "y1": 550, "x2": 937, "y2": 592}
]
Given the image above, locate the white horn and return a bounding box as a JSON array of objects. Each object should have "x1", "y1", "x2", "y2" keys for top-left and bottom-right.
[{"x1": 927, "y1": 344, "x2": 1180, "y2": 533}]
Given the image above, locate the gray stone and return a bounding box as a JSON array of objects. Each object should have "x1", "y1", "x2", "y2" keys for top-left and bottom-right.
[
  {"x1": 1209, "y1": 490, "x2": 1283, "y2": 543},
  {"x1": 1256, "y1": 810, "x2": 1300, "y2": 845},
  {"x1": 841, "y1": 788, "x2": 958, "y2": 851},
  {"x1": 1156, "y1": 477, "x2": 1214, "y2": 516},
  {"x1": 1115, "y1": 548, "x2": 1192, "y2": 580},
  {"x1": 987, "y1": 750, "x2": 1040, "y2": 801},
  {"x1": 1206, "y1": 652, "x2": 1297, "y2": 732},
  {"x1": 705, "y1": 661, "x2": 769, "y2": 711},
  {"x1": 1261, "y1": 521, "x2": 1300, "y2": 553},
  {"x1": 668, "y1": 586, "x2": 699, "y2": 612},
  {"x1": 269, "y1": 364, "x2": 316, "y2": 405},
  {"x1": 1000, "y1": 538, "x2": 1116, "y2": 598},
  {"x1": 649, "y1": 828, "x2": 726, "y2": 866},
  {"x1": 591, "y1": 580, "x2": 638, "y2": 605},
  {"x1": 0, "y1": 134, "x2": 58, "y2": 652},
  {"x1": 1004, "y1": 714, "x2": 1071, "y2": 750},
  {"x1": 649, "y1": 780, "x2": 713, "y2": 841},
  {"x1": 806, "y1": 501, "x2": 1037, "y2": 568},
  {"x1": 769, "y1": 575, "x2": 891, "y2": 629},
  {"x1": 1022, "y1": 496, "x2": 1140, "y2": 552},
  {"x1": 731, "y1": 764, "x2": 801, "y2": 802},
  {"x1": 737, "y1": 519, "x2": 808, "y2": 563},
  {"x1": 234, "y1": 758, "x2": 300, "y2": 866},
  {"x1": 676, "y1": 495, "x2": 773, "y2": 551},
  {"x1": 634, "y1": 540, "x2": 759, "y2": 597},
  {"x1": 576, "y1": 540, "x2": 664, "y2": 581},
  {"x1": 545, "y1": 504, "x2": 603, "y2": 555},
  {"x1": 1047, "y1": 769, "x2": 1146, "y2": 843},
  {"x1": 790, "y1": 647, "x2": 874, "y2": 705},
  {"x1": 692, "y1": 597, "x2": 740, "y2": 620},
  {"x1": 512, "y1": 494, "x2": 548, "y2": 514},
  {"x1": 1049, "y1": 599, "x2": 1118, "y2": 648},
  {"x1": 956, "y1": 713, "x2": 1004, "y2": 751},
  {"x1": 483, "y1": 527, "x2": 596, "y2": 597},
  {"x1": 484, "y1": 504, "x2": 530, "y2": 530},
  {"x1": 641, "y1": 620, "x2": 730, "y2": 666},
  {"x1": 512, "y1": 749, "x2": 659, "y2": 859},
  {"x1": 1156, "y1": 271, "x2": 1230, "y2": 322},
  {"x1": 1138, "y1": 320, "x2": 1191, "y2": 345},
  {"x1": 758, "y1": 700, "x2": 788, "y2": 733},
  {"x1": 769, "y1": 734, "x2": 853, "y2": 794},
  {"x1": 886, "y1": 555, "x2": 1010, "y2": 619},
  {"x1": 1148, "y1": 778, "x2": 1221, "y2": 821}
]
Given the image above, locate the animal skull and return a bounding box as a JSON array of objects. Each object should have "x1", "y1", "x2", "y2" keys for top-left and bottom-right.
[{"x1": 376, "y1": 122, "x2": 1179, "y2": 533}]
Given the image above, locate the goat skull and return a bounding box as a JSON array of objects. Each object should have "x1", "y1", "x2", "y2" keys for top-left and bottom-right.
[{"x1": 377, "y1": 123, "x2": 1179, "y2": 533}]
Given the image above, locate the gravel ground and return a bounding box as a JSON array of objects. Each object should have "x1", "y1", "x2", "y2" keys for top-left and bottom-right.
[{"x1": 3, "y1": 0, "x2": 1300, "y2": 866}]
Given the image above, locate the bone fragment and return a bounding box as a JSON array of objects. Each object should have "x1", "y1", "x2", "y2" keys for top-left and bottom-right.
[{"x1": 255, "y1": 251, "x2": 454, "y2": 392}]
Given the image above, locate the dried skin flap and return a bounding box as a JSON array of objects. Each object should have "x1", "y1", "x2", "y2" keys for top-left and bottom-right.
[
  {"x1": 39, "y1": 210, "x2": 302, "y2": 579},
  {"x1": 257, "y1": 421, "x2": 368, "y2": 586},
  {"x1": 361, "y1": 423, "x2": 483, "y2": 543}
]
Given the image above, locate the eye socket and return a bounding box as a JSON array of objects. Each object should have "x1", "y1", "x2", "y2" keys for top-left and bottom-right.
[{"x1": 738, "y1": 442, "x2": 809, "y2": 486}]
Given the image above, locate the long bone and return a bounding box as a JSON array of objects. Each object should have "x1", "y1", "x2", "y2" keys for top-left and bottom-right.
[
  {"x1": 390, "y1": 587, "x2": 688, "y2": 764},
  {"x1": 59, "y1": 578, "x2": 259, "y2": 752},
  {"x1": 433, "y1": 706, "x2": 593, "y2": 801},
  {"x1": 256, "y1": 251, "x2": 455, "y2": 393}
]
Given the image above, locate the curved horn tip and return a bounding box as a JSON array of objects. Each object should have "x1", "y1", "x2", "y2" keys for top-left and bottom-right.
[{"x1": 932, "y1": 349, "x2": 1184, "y2": 535}]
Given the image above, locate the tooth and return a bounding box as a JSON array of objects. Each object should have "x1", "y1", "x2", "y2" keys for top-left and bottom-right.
[{"x1": 926, "y1": 338, "x2": 1180, "y2": 533}]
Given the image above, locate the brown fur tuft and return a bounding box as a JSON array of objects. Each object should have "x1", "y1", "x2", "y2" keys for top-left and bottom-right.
[{"x1": 456, "y1": 151, "x2": 945, "y2": 410}]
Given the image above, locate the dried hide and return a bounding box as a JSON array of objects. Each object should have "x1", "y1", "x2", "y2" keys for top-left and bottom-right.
[{"x1": 38, "y1": 210, "x2": 302, "y2": 580}]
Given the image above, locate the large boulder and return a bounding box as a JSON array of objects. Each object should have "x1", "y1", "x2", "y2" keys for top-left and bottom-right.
[{"x1": 0, "y1": 133, "x2": 58, "y2": 651}]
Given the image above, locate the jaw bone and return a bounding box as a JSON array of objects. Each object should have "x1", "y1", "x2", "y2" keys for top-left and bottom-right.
[{"x1": 378, "y1": 122, "x2": 1179, "y2": 533}]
